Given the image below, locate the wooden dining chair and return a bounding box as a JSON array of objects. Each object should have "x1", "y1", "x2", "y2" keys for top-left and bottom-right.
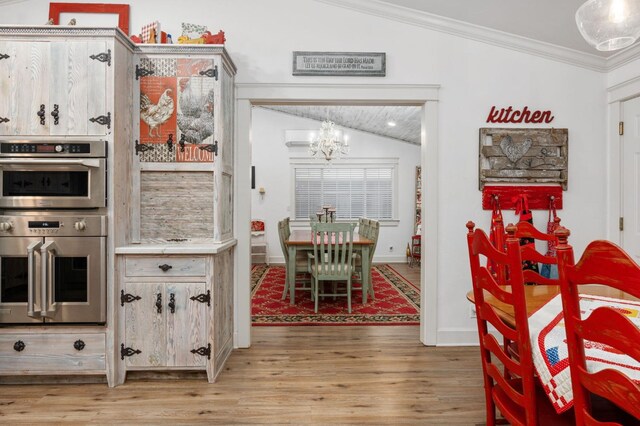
[
  {"x1": 278, "y1": 218, "x2": 311, "y2": 300},
  {"x1": 353, "y1": 219, "x2": 379, "y2": 301},
  {"x1": 309, "y1": 222, "x2": 356, "y2": 313},
  {"x1": 556, "y1": 228, "x2": 640, "y2": 425},
  {"x1": 490, "y1": 216, "x2": 561, "y2": 286},
  {"x1": 466, "y1": 221, "x2": 575, "y2": 426}
]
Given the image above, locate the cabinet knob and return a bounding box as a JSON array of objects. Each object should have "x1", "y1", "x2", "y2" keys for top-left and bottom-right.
[
  {"x1": 73, "y1": 340, "x2": 85, "y2": 351},
  {"x1": 13, "y1": 340, "x2": 25, "y2": 352},
  {"x1": 158, "y1": 264, "x2": 172, "y2": 272}
]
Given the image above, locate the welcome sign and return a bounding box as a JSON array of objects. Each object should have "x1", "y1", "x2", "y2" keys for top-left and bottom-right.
[{"x1": 292, "y1": 51, "x2": 386, "y2": 76}]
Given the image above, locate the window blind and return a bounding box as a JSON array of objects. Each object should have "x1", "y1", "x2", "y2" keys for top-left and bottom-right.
[{"x1": 294, "y1": 166, "x2": 394, "y2": 220}]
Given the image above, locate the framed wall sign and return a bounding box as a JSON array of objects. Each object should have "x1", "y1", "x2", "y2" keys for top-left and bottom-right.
[
  {"x1": 48, "y1": 3, "x2": 130, "y2": 35},
  {"x1": 292, "y1": 51, "x2": 386, "y2": 77}
]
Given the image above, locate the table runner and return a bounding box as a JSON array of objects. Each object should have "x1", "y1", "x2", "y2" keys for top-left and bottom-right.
[{"x1": 528, "y1": 293, "x2": 640, "y2": 413}]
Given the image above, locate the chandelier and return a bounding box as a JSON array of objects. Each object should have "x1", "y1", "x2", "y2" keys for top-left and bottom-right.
[
  {"x1": 576, "y1": 0, "x2": 640, "y2": 51},
  {"x1": 309, "y1": 119, "x2": 349, "y2": 161}
]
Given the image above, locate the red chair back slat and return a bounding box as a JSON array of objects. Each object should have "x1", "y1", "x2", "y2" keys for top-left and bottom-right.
[
  {"x1": 466, "y1": 222, "x2": 541, "y2": 425},
  {"x1": 556, "y1": 229, "x2": 640, "y2": 424}
]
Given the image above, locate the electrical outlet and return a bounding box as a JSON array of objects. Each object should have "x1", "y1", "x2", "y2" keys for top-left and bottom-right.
[{"x1": 469, "y1": 305, "x2": 477, "y2": 318}]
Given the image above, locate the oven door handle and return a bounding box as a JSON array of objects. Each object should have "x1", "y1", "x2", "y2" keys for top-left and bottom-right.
[
  {"x1": 0, "y1": 159, "x2": 101, "y2": 168},
  {"x1": 40, "y1": 241, "x2": 58, "y2": 318},
  {"x1": 27, "y1": 241, "x2": 42, "y2": 319}
]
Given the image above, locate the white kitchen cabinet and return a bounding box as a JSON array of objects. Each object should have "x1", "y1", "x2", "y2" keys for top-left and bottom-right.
[
  {"x1": 0, "y1": 40, "x2": 109, "y2": 136},
  {"x1": 122, "y1": 281, "x2": 208, "y2": 368},
  {"x1": 131, "y1": 45, "x2": 236, "y2": 243},
  {"x1": 117, "y1": 251, "x2": 234, "y2": 383}
]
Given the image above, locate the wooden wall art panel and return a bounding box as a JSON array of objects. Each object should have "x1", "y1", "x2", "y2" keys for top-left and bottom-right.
[{"x1": 478, "y1": 128, "x2": 568, "y2": 189}]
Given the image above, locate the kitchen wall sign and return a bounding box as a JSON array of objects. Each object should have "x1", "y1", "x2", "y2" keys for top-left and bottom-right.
[
  {"x1": 292, "y1": 51, "x2": 385, "y2": 76},
  {"x1": 486, "y1": 106, "x2": 554, "y2": 124},
  {"x1": 479, "y1": 127, "x2": 568, "y2": 189}
]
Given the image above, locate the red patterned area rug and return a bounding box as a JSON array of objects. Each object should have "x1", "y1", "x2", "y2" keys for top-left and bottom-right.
[{"x1": 251, "y1": 264, "x2": 420, "y2": 326}]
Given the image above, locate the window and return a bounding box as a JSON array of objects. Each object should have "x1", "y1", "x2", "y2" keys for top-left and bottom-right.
[{"x1": 293, "y1": 162, "x2": 396, "y2": 221}]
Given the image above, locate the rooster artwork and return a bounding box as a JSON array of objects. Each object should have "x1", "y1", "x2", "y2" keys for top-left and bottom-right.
[
  {"x1": 176, "y1": 77, "x2": 215, "y2": 145},
  {"x1": 140, "y1": 89, "x2": 175, "y2": 137}
]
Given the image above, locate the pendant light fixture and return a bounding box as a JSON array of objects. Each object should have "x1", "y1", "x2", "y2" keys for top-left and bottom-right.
[
  {"x1": 309, "y1": 119, "x2": 349, "y2": 161},
  {"x1": 576, "y1": 0, "x2": 640, "y2": 51}
]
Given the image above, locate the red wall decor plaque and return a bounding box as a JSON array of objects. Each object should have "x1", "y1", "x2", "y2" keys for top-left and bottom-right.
[{"x1": 48, "y1": 3, "x2": 130, "y2": 35}]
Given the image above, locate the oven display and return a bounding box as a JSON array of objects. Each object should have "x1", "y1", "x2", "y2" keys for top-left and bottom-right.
[
  {"x1": 28, "y1": 221, "x2": 60, "y2": 228},
  {"x1": 36, "y1": 145, "x2": 56, "y2": 153}
]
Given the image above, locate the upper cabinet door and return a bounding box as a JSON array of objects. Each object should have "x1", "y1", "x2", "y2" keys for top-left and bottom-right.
[
  {"x1": 0, "y1": 41, "x2": 50, "y2": 136},
  {"x1": 50, "y1": 41, "x2": 108, "y2": 136},
  {"x1": 0, "y1": 41, "x2": 108, "y2": 136},
  {"x1": 137, "y1": 55, "x2": 220, "y2": 163}
]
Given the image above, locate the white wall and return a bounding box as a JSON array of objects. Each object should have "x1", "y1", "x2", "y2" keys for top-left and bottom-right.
[
  {"x1": 0, "y1": 0, "x2": 615, "y2": 344},
  {"x1": 251, "y1": 108, "x2": 420, "y2": 264}
]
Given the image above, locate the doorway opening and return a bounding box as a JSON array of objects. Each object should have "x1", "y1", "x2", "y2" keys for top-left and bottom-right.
[{"x1": 235, "y1": 84, "x2": 439, "y2": 348}]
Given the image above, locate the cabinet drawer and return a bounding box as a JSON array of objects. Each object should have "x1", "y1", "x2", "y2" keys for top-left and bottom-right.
[
  {"x1": 0, "y1": 333, "x2": 106, "y2": 373},
  {"x1": 125, "y1": 257, "x2": 206, "y2": 277}
]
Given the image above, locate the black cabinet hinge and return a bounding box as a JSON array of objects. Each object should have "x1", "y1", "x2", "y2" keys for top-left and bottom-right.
[
  {"x1": 190, "y1": 343, "x2": 211, "y2": 359},
  {"x1": 134, "y1": 140, "x2": 154, "y2": 156},
  {"x1": 199, "y1": 65, "x2": 218, "y2": 80},
  {"x1": 190, "y1": 290, "x2": 211, "y2": 307},
  {"x1": 89, "y1": 112, "x2": 111, "y2": 129},
  {"x1": 90, "y1": 49, "x2": 111, "y2": 66},
  {"x1": 120, "y1": 343, "x2": 141, "y2": 360},
  {"x1": 0, "y1": 53, "x2": 9, "y2": 61},
  {"x1": 135, "y1": 64, "x2": 154, "y2": 80},
  {"x1": 120, "y1": 290, "x2": 142, "y2": 306},
  {"x1": 0, "y1": 117, "x2": 9, "y2": 124},
  {"x1": 198, "y1": 140, "x2": 218, "y2": 156}
]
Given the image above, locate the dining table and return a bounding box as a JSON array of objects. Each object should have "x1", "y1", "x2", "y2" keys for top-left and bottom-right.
[
  {"x1": 286, "y1": 229, "x2": 373, "y2": 305},
  {"x1": 465, "y1": 284, "x2": 637, "y2": 328},
  {"x1": 466, "y1": 285, "x2": 640, "y2": 413}
]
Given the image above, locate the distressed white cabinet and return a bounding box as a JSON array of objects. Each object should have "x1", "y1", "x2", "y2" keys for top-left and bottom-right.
[
  {"x1": 0, "y1": 40, "x2": 110, "y2": 135},
  {"x1": 117, "y1": 250, "x2": 234, "y2": 384},
  {"x1": 131, "y1": 45, "x2": 236, "y2": 243},
  {"x1": 122, "y1": 281, "x2": 209, "y2": 368}
]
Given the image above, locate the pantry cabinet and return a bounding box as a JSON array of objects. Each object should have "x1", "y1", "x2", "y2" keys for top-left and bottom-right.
[
  {"x1": 131, "y1": 45, "x2": 236, "y2": 243},
  {"x1": 0, "y1": 40, "x2": 110, "y2": 136}
]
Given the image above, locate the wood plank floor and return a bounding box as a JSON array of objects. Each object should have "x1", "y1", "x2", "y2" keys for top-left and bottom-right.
[
  {"x1": 1, "y1": 263, "x2": 488, "y2": 424},
  {"x1": 0, "y1": 327, "x2": 486, "y2": 424}
]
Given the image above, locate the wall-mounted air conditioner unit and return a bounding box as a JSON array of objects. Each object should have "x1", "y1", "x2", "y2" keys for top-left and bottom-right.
[{"x1": 284, "y1": 129, "x2": 343, "y2": 147}]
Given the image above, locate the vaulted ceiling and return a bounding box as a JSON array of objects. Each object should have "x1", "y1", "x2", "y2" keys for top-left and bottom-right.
[{"x1": 260, "y1": 105, "x2": 421, "y2": 145}]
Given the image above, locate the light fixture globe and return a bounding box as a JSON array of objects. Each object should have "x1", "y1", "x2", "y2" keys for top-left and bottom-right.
[{"x1": 576, "y1": 0, "x2": 640, "y2": 51}]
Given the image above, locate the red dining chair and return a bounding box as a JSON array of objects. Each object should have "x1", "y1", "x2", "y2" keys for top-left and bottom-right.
[
  {"x1": 466, "y1": 221, "x2": 575, "y2": 426},
  {"x1": 491, "y1": 216, "x2": 561, "y2": 286},
  {"x1": 556, "y1": 228, "x2": 640, "y2": 425}
]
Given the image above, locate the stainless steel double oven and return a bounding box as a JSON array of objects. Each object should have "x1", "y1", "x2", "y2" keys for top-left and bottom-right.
[{"x1": 0, "y1": 140, "x2": 107, "y2": 324}]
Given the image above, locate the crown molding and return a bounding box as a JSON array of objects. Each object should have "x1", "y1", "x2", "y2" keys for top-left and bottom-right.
[
  {"x1": 605, "y1": 42, "x2": 640, "y2": 71},
  {"x1": 315, "y1": 0, "x2": 612, "y2": 72}
]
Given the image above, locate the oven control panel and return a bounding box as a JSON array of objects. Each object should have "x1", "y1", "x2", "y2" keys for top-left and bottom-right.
[
  {"x1": 0, "y1": 214, "x2": 107, "y2": 237},
  {"x1": 0, "y1": 140, "x2": 106, "y2": 158},
  {"x1": 1, "y1": 143, "x2": 90, "y2": 154}
]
